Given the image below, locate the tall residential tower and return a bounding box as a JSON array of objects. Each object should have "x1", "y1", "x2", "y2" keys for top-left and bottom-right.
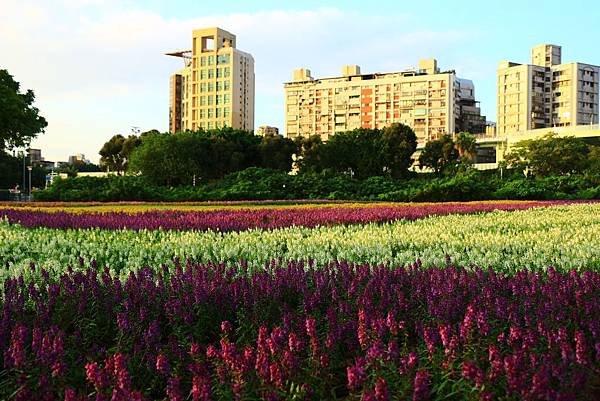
[
  {"x1": 284, "y1": 59, "x2": 486, "y2": 144},
  {"x1": 167, "y1": 27, "x2": 255, "y2": 133},
  {"x1": 497, "y1": 44, "x2": 599, "y2": 135}
]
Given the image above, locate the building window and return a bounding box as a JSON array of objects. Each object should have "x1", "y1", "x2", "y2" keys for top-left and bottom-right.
[
  {"x1": 207, "y1": 95, "x2": 213, "y2": 105},
  {"x1": 200, "y1": 56, "x2": 206, "y2": 66},
  {"x1": 208, "y1": 69, "x2": 214, "y2": 79},
  {"x1": 199, "y1": 109, "x2": 205, "y2": 119},
  {"x1": 200, "y1": 96, "x2": 206, "y2": 106},
  {"x1": 217, "y1": 54, "x2": 230, "y2": 65},
  {"x1": 224, "y1": 94, "x2": 230, "y2": 104},
  {"x1": 200, "y1": 83, "x2": 206, "y2": 92},
  {"x1": 208, "y1": 82, "x2": 214, "y2": 92},
  {"x1": 200, "y1": 70, "x2": 206, "y2": 79},
  {"x1": 216, "y1": 95, "x2": 223, "y2": 104},
  {"x1": 224, "y1": 81, "x2": 230, "y2": 91},
  {"x1": 208, "y1": 56, "x2": 214, "y2": 65},
  {"x1": 208, "y1": 109, "x2": 213, "y2": 118},
  {"x1": 216, "y1": 82, "x2": 222, "y2": 91},
  {"x1": 216, "y1": 108, "x2": 221, "y2": 118},
  {"x1": 224, "y1": 107, "x2": 230, "y2": 117},
  {"x1": 208, "y1": 122, "x2": 213, "y2": 129},
  {"x1": 224, "y1": 67, "x2": 230, "y2": 78}
]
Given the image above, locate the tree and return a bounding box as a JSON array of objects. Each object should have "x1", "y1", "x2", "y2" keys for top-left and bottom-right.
[
  {"x1": 455, "y1": 132, "x2": 477, "y2": 163},
  {"x1": 418, "y1": 135, "x2": 459, "y2": 174},
  {"x1": 294, "y1": 135, "x2": 324, "y2": 172},
  {"x1": 381, "y1": 123, "x2": 418, "y2": 178},
  {"x1": 504, "y1": 133, "x2": 589, "y2": 177},
  {"x1": 128, "y1": 128, "x2": 262, "y2": 186},
  {"x1": 0, "y1": 70, "x2": 48, "y2": 151},
  {"x1": 587, "y1": 145, "x2": 600, "y2": 174},
  {"x1": 257, "y1": 133, "x2": 297, "y2": 171},
  {"x1": 99, "y1": 134, "x2": 141, "y2": 175}
]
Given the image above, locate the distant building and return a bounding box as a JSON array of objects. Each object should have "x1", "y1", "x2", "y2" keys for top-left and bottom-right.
[
  {"x1": 68, "y1": 154, "x2": 88, "y2": 164},
  {"x1": 27, "y1": 148, "x2": 42, "y2": 164},
  {"x1": 485, "y1": 122, "x2": 497, "y2": 137},
  {"x1": 497, "y1": 44, "x2": 599, "y2": 135},
  {"x1": 256, "y1": 126, "x2": 280, "y2": 136},
  {"x1": 284, "y1": 59, "x2": 486, "y2": 144},
  {"x1": 166, "y1": 27, "x2": 255, "y2": 133}
]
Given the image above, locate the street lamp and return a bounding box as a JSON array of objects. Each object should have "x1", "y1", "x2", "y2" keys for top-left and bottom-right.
[{"x1": 27, "y1": 166, "x2": 32, "y2": 199}]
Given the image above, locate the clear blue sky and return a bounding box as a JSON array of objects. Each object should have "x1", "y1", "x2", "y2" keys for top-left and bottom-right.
[{"x1": 2, "y1": 0, "x2": 599, "y2": 163}]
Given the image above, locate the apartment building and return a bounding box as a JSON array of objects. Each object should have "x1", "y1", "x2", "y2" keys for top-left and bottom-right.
[
  {"x1": 497, "y1": 44, "x2": 599, "y2": 135},
  {"x1": 256, "y1": 126, "x2": 280, "y2": 136},
  {"x1": 284, "y1": 59, "x2": 486, "y2": 144},
  {"x1": 167, "y1": 27, "x2": 255, "y2": 133}
]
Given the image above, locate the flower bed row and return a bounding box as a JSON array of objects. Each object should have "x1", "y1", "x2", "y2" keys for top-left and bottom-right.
[
  {"x1": 0, "y1": 200, "x2": 581, "y2": 231},
  {"x1": 2, "y1": 203, "x2": 600, "y2": 280},
  {"x1": 1, "y1": 260, "x2": 598, "y2": 400}
]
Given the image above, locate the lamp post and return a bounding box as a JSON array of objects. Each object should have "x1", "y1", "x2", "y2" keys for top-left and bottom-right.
[
  {"x1": 21, "y1": 151, "x2": 26, "y2": 192},
  {"x1": 27, "y1": 166, "x2": 32, "y2": 200}
]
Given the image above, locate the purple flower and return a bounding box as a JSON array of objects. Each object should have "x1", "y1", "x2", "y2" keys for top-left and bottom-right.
[{"x1": 413, "y1": 370, "x2": 430, "y2": 401}]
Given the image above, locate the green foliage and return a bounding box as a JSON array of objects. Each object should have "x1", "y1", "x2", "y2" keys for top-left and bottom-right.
[
  {"x1": 257, "y1": 133, "x2": 297, "y2": 171},
  {"x1": 455, "y1": 132, "x2": 477, "y2": 163},
  {"x1": 34, "y1": 167, "x2": 600, "y2": 202},
  {"x1": 418, "y1": 135, "x2": 459, "y2": 174},
  {"x1": 504, "y1": 133, "x2": 589, "y2": 177},
  {"x1": 128, "y1": 128, "x2": 273, "y2": 186},
  {"x1": 99, "y1": 134, "x2": 141, "y2": 175},
  {"x1": 382, "y1": 123, "x2": 418, "y2": 178},
  {"x1": 295, "y1": 124, "x2": 417, "y2": 179},
  {"x1": 0, "y1": 69, "x2": 47, "y2": 151},
  {"x1": 0, "y1": 151, "x2": 22, "y2": 188}
]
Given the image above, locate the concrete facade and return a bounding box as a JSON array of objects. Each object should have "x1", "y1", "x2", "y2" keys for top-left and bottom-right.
[
  {"x1": 284, "y1": 60, "x2": 486, "y2": 144},
  {"x1": 497, "y1": 44, "x2": 599, "y2": 136},
  {"x1": 256, "y1": 126, "x2": 280, "y2": 136},
  {"x1": 167, "y1": 27, "x2": 255, "y2": 133}
]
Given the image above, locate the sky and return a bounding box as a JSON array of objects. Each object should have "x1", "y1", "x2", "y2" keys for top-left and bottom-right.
[{"x1": 2, "y1": 0, "x2": 599, "y2": 164}]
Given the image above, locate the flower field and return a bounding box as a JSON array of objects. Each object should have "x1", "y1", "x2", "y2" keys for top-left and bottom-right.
[
  {"x1": 0, "y1": 201, "x2": 599, "y2": 400},
  {"x1": 0, "y1": 200, "x2": 572, "y2": 231}
]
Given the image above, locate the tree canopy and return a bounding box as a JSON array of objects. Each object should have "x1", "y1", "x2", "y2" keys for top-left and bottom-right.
[
  {"x1": 503, "y1": 133, "x2": 590, "y2": 177},
  {"x1": 0, "y1": 69, "x2": 47, "y2": 151},
  {"x1": 418, "y1": 134, "x2": 459, "y2": 174},
  {"x1": 99, "y1": 134, "x2": 141, "y2": 175},
  {"x1": 295, "y1": 124, "x2": 417, "y2": 179},
  {"x1": 127, "y1": 128, "x2": 296, "y2": 186}
]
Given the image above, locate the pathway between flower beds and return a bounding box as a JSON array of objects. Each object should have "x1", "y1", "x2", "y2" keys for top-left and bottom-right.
[{"x1": 0, "y1": 200, "x2": 584, "y2": 231}]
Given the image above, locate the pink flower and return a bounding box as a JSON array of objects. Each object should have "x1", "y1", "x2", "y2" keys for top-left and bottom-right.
[
  {"x1": 375, "y1": 377, "x2": 389, "y2": 401},
  {"x1": 346, "y1": 358, "x2": 366, "y2": 391},
  {"x1": 574, "y1": 330, "x2": 589, "y2": 365},
  {"x1": 155, "y1": 353, "x2": 170, "y2": 376},
  {"x1": 191, "y1": 375, "x2": 212, "y2": 401},
  {"x1": 220, "y1": 321, "x2": 232, "y2": 334},
  {"x1": 461, "y1": 360, "x2": 484, "y2": 387}
]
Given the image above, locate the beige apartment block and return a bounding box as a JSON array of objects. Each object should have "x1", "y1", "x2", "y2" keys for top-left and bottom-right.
[
  {"x1": 497, "y1": 44, "x2": 599, "y2": 135},
  {"x1": 284, "y1": 59, "x2": 486, "y2": 144},
  {"x1": 166, "y1": 27, "x2": 255, "y2": 133},
  {"x1": 256, "y1": 126, "x2": 280, "y2": 136}
]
